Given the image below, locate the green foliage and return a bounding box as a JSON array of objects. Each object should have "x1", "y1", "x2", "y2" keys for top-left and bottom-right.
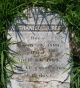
[
  {"x1": 70, "y1": 57, "x2": 80, "y2": 88},
  {"x1": 0, "y1": 0, "x2": 80, "y2": 88}
]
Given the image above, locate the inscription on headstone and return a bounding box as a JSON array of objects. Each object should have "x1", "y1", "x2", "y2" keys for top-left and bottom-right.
[{"x1": 9, "y1": 7, "x2": 70, "y2": 88}]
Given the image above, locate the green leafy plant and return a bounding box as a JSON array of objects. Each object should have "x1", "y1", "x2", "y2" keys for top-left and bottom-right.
[{"x1": 0, "y1": 0, "x2": 80, "y2": 88}]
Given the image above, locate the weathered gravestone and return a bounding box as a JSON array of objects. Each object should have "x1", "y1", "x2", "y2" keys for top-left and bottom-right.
[{"x1": 8, "y1": 7, "x2": 70, "y2": 88}]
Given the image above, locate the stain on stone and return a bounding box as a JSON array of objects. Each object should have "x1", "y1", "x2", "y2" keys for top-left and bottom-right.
[{"x1": 29, "y1": 74, "x2": 39, "y2": 82}]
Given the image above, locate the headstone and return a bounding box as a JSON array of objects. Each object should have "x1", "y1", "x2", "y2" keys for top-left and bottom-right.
[{"x1": 8, "y1": 7, "x2": 70, "y2": 88}]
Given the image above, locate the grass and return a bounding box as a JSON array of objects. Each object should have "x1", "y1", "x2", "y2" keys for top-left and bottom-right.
[
  {"x1": 70, "y1": 57, "x2": 80, "y2": 88},
  {"x1": 0, "y1": 0, "x2": 80, "y2": 88}
]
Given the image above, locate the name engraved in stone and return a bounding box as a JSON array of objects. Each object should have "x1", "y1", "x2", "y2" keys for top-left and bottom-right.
[{"x1": 11, "y1": 25, "x2": 65, "y2": 31}]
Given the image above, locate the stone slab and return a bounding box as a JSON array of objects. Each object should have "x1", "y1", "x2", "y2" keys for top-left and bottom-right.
[{"x1": 8, "y1": 7, "x2": 70, "y2": 88}]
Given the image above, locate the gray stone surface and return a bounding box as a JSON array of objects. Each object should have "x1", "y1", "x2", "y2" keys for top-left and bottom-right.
[{"x1": 8, "y1": 7, "x2": 70, "y2": 88}]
